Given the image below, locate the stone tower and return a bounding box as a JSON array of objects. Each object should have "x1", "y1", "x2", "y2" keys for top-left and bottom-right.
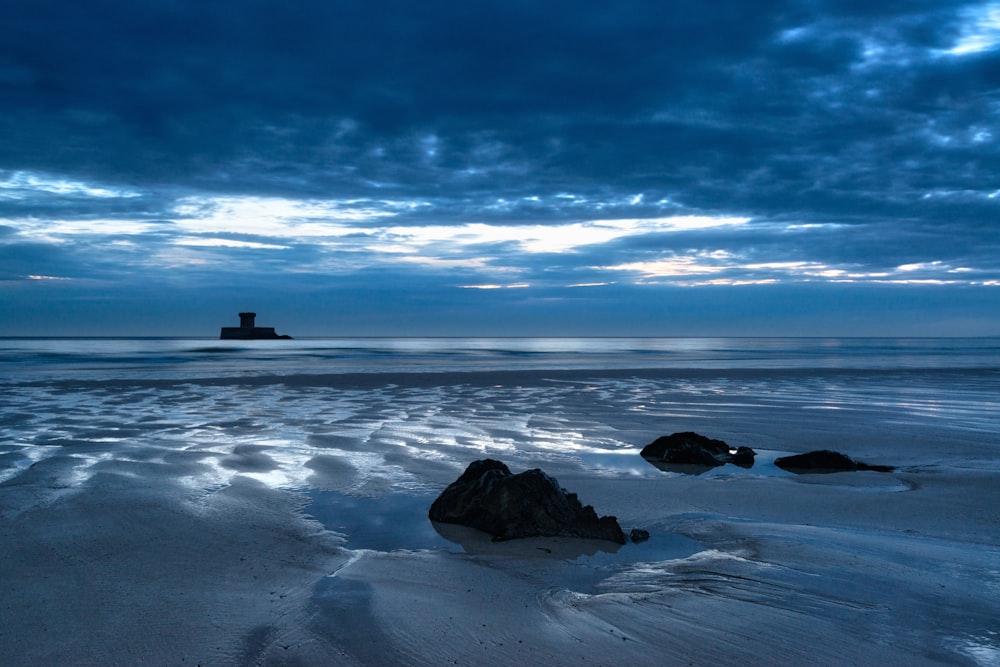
[{"x1": 220, "y1": 312, "x2": 292, "y2": 340}]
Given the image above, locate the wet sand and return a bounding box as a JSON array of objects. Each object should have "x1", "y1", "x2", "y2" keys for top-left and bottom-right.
[{"x1": 1, "y1": 368, "x2": 998, "y2": 665}]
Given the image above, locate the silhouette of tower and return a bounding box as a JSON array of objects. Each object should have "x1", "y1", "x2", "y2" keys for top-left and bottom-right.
[{"x1": 220, "y1": 312, "x2": 291, "y2": 339}]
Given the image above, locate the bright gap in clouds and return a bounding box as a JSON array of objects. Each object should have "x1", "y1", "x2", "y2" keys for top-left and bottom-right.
[
  {"x1": 946, "y1": 2, "x2": 1000, "y2": 55},
  {"x1": 172, "y1": 195, "x2": 418, "y2": 236},
  {"x1": 174, "y1": 237, "x2": 290, "y2": 250},
  {"x1": 170, "y1": 195, "x2": 749, "y2": 254},
  {"x1": 6, "y1": 181, "x2": 996, "y2": 289},
  {"x1": 17, "y1": 219, "x2": 162, "y2": 240},
  {"x1": 600, "y1": 255, "x2": 997, "y2": 286},
  {"x1": 373, "y1": 216, "x2": 749, "y2": 254},
  {"x1": 0, "y1": 170, "x2": 141, "y2": 199},
  {"x1": 460, "y1": 283, "x2": 531, "y2": 289}
]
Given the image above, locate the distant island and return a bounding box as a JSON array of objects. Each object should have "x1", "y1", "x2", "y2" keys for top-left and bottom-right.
[{"x1": 220, "y1": 312, "x2": 292, "y2": 340}]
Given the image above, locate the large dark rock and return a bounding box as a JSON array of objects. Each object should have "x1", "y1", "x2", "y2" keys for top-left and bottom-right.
[
  {"x1": 774, "y1": 450, "x2": 895, "y2": 474},
  {"x1": 640, "y1": 432, "x2": 755, "y2": 468},
  {"x1": 428, "y1": 459, "x2": 626, "y2": 544}
]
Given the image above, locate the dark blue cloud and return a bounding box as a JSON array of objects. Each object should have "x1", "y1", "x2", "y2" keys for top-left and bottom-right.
[{"x1": 1, "y1": 0, "x2": 998, "y2": 334}]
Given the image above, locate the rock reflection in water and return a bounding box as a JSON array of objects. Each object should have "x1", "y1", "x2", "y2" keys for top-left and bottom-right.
[{"x1": 432, "y1": 521, "x2": 622, "y2": 559}]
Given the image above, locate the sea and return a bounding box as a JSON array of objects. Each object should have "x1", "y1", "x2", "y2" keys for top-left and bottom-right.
[
  {"x1": 2, "y1": 336, "x2": 1000, "y2": 380},
  {"x1": 2, "y1": 336, "x2": 998, "y2": 549},
  {"x1": 3, "y1": 337, "x2": 1000, "y2": 665}
]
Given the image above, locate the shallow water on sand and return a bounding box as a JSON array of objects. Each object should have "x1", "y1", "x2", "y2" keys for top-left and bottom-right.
[
  {"x1": 303, "y1": 488, "x2": 707, "y2": 595},
  {"x1": 1, "y1": 338, "x2": 998, "y2": 664},
  {"x1": 2, "y1": 357, "x2": 995, "y2": 493}
]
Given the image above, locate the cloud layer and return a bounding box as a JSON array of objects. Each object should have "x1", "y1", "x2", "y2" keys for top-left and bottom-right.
[{"x1": 2, "y1": 1, "x2": 999, "y2": 334}]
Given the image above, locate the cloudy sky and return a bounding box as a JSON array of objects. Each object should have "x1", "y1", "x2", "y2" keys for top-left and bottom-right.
[{"x1": 2, "y1": 1, "x2": 999, "y2": 336}]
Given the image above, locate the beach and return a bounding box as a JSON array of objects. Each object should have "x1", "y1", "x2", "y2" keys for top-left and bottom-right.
[{"x1": 1, "y1": 339, "x2": 998, "y2": 665}]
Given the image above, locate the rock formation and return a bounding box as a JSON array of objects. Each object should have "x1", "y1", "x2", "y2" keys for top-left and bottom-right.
[
  {"x1": 629, "y1": 528, "x2": 650, "y2": 543},
  {"x1": 774, "y1": 450, "x2": 895, "y2": 473},
  {"x1": 428, "y1": 459, "x2": 626, "y2": 544},
  {"x1": 640, "y1": 432, "x2": 756, "y2": 468}
]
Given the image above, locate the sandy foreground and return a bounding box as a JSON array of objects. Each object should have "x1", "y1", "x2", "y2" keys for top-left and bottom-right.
[{"x1": 0, "y1": 369, "x2": 998, "y2": 665}]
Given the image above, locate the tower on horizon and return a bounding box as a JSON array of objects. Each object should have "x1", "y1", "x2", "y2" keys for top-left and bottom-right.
[{"x1": 220, "y1": 312, "x2": 292, "y2": 340}]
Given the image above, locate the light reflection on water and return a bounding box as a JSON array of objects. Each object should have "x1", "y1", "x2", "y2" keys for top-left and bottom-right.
[
  {"x1": 3, "y1": 336, "x2": 1000, "y2": 381},
  {"x1": 0, "y1": 338, "x2": 996, "y2": 662},
  {"x1": 954, "y1": 636, "x2": 1000, "y2": 667},
  {"x1": 1, "y1": 368, "x2": 997, "y2": 498},
  {"x1": 306, "y1": 490, "x2": 450, "y2": 551},
  {"x1": 1, "y1": 339, "x2": 997, "y2": 537}
]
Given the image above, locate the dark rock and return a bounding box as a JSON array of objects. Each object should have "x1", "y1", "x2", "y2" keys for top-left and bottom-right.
[
  {"x1": 774, "y1": 450, "x2": 895, "y2": 474},
  {"x1": 629, "y1": 529, "x2": 650, "y2": 543},
  {"x1": 428, "y1": 459, "x2": 626, "y2": 544},
  {"x1": 640, "y1": 432, "x2": 755, "y2": 468},
  {"x1": 731, "y1": 446, "x2": 757, "y2": 468}
]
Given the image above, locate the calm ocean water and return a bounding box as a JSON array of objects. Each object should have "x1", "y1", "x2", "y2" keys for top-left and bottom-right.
[
  {"x1": 1, "y1": 337, "x2": 998, "y2": 551},
  {"x1": 2, "y1": 337, "x2": 999, "y2": 381},
  {"x1": 3, "y1": 338, "x2": 997, "y2": 666}
]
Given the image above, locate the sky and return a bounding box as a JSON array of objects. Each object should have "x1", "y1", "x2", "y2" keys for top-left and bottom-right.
[{"x1": 2, "y1": 0, "x2": 1000, "y2": 337}]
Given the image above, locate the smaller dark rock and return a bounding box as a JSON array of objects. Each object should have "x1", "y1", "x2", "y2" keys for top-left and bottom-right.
[
  {"x1": 731, "y1": 446, "x2": 757, "y2": 468},
  {"x1": 629, "y1": 529, "x2": 650, "y2": 544},
  {"x1": 640, "y1": 432, "x2": 755, "y2": 469},
  {"x1": 641, "y1": 432, "x2": 729, "y2": 466},
  {"x1": 774, "y1": 450, "x2": 895, "y2": 474}
]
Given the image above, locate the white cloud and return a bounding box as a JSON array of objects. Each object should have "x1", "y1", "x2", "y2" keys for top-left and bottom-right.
[
  {"x1": 381, "y1": 215, "x2": 749, "y2": 254},
  {"x1": 943, "y1": 3, "x2": 1000, "y2": 55},
  {"x1": 896, "y1": 261, "x2": 944, "y2": 272},
  {"x1": 459, "y1": 282, "x2": 530, "y2": 289},
  {"x1": 13, "y1": 218, "x2": 162, "y2": 240},
  {"x1": 9, "y1": 185, "x2": 993, "y2": 291},
  {"x1": 601, "y1": 256, "x2": 728, "y2": 277},
  {"x1": 0, "y1": 170, "x2": 140, "y2": 199},
  {"x1": 598, "y1": 254, "x2": 958, "y2": 285},
  {"x1": 172, "y1": 195, "x2": 424, "y2": 236},
  {"x1": 173, "y1": 237, "x2": 290, "y2": 250},
  {"x1": 9, "y1": 186, "x2": 750, "y2": 265},
  {"x1": 676, "y1": 278, "x2": 779, "y2": 286},
  {"x1": 393, "y1": 256, "x2": 494, "y2": 270}
]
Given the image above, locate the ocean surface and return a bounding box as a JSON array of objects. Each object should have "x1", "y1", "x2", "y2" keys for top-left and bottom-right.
[
  {"x1": 2, "y1": 337, "x2": 999, "y2": 664},
  {"x1": 2, "y1": 337, "x2": 999, "y2": 539},
  {"x1": 2, "y1": 336, "x2": 1000, "y2": 380}
]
